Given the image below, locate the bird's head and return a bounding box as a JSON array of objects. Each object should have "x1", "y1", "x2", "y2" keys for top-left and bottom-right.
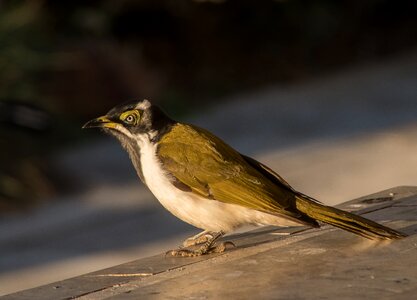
[{"x1": 82, "y1": 99, "x2": 174, "y2": 145}]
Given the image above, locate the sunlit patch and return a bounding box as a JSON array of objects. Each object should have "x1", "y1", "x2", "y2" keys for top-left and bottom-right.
[
  {"x1": 94, "y1": 116, "x2": 116, "y2": 129},
  {"x1": 102, "y1": 122, "x2": 118, "y2": 129}
]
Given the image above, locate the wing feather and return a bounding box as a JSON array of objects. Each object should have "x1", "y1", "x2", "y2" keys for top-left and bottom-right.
[{"x1": 157, "y1": 124, "x2": 310, "y2": 222}]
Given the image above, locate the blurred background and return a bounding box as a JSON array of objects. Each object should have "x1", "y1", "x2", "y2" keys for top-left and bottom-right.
[{"x1": 1, "y1": 0, "x2": 417, "y2": 295}]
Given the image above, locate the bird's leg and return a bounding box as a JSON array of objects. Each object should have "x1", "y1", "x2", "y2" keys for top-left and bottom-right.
[
  {"x1": 167, "y1": 231, "x2": 235, "y2": 257},
  {"x1": 182, "y1": 230, "x2": 215, "y2": 247}
]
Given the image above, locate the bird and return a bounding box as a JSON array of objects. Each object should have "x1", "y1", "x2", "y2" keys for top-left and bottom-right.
[{"x1": 83, "y1": 99, "x2": 406, "y2": 257}]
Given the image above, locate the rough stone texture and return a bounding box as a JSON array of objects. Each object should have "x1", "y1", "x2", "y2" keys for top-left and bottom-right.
[{"x1": 4, "y1": 186, "x2": 417, "y2": 299}]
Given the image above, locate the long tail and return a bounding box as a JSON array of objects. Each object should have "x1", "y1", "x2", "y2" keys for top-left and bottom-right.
[{"x1": 295, "y1": 194, "x2": 406, "y2": 240}]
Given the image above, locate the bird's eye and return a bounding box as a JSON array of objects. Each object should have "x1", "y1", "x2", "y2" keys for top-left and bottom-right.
[
  {"x1": 125, "y1": 115, "x2": 135, "y2": 123},
  {"x1": 120, "y1": 110, "x2": 140, "y2": 125}
]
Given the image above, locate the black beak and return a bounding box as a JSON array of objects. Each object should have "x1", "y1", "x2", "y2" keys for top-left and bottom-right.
[{"x1": 82, "y1": 116, "x2": 115, "y2": 129}]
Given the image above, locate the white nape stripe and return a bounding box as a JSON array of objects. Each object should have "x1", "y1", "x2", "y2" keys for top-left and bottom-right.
[{"x1": 135, "y1": 99, "x2": 151, "y2": 110}]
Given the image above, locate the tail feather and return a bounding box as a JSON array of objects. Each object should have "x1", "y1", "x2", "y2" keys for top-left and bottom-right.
[{"x1": 295, "y1": 195, "x2": 406, "y2": 240}]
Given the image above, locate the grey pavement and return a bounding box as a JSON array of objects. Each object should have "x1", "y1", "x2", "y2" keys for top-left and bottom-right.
[{"x1": 5, "y1": 186, "x2": 417, "y2": 300}]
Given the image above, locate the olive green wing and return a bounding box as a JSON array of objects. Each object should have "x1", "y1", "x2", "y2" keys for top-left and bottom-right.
[
  {"x1": 240, "y1": 154, "x2": 295, "y2": 191},
  {"x1": 157, "y1": 124, "x2": 305, "y2": 220},
  {"x1": 240, "y1": 154, "x2": 323, "y2": 204}
]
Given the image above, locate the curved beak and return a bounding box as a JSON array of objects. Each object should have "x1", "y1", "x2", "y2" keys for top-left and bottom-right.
[{"x1": 82, "y1": 116, "x2": 117, "y2": 129}]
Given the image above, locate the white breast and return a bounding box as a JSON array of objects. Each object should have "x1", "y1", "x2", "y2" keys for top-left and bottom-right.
[{"x1": 137, "y1": 136, "x2": 300, "y2": 233}]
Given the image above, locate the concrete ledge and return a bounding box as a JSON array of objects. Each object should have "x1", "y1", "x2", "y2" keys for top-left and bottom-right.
[{"x1": 4, "y1": 186, "x2": 417, "y2": 299}]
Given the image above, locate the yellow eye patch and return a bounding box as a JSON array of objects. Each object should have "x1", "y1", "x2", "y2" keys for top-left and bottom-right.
[{"x1": 120, "y1": 110, "x2": 140, "y2": 125}]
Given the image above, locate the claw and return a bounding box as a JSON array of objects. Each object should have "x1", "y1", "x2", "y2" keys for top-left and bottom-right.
[
  {"x1": 208, "y1": 241, "x2": 236, "y2": 254},
  {"x1": 167, "y1": 232, "x2": 235, "y2": 257},
  {"x1": 182, "y1": 233, "x2": 214, "y2": 247},
  {"x1": 166, "y1": 249, "x2": 200, "y2": 257}
]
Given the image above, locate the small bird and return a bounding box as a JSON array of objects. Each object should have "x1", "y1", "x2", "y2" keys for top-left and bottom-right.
[{"x1": 83, "y1": 99, "x2": 406, "y2": 257}]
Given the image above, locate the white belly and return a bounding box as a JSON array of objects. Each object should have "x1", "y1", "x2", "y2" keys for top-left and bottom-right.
[{"x1": 138, "y1": 138, "x2": 300, "y2": 232}]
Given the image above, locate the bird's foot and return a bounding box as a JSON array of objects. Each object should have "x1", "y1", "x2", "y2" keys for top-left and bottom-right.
[
  {"x1": 166, "y1": 241, "x2": 235, "y2": 257},
  {"x1": 210, "y1": 241, "x2": 236, "y2": 253},
  {"x1": 182, "y1": 231, "x2": 215, "y2": 247},
  {"x1": 166, "y1": 231, "x2": 234, "y2": 257}
]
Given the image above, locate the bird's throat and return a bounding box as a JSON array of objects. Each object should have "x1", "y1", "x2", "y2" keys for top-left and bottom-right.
[{"x1": 106, "y1": 129, "x2": 146, "y2": 183}]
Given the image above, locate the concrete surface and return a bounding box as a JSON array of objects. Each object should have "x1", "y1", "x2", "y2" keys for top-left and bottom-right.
[
  {"x1": 1, "y1": 50, "x2": 417, "y2": 295},
  {"x1": 4, "y1": 186, "x2": 417, "y2": 299}
]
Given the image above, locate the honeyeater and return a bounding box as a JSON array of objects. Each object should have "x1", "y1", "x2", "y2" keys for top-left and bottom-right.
[{"x1": 83, "y1": 99, "x2": 406, "y2": 257}]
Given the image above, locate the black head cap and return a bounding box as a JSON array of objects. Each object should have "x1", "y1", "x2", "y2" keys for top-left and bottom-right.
[{"x1": 83, "y1": 99, "x2": 175, "y2": 139}]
